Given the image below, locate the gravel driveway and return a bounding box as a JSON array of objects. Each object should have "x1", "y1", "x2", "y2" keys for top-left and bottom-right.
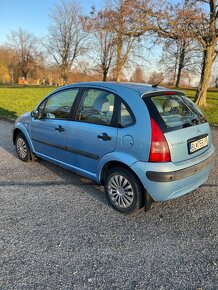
[{"x1": 0, "y1": 120, "x2": 217, "y2": 290}]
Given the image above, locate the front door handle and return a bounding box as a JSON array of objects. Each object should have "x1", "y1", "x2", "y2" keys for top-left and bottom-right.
[
  {"x1": 55, "y1": 125, "x2": 65, "y2": 132},
  {"x1": 97, "y1": 133, "x2": 112, "y2": 141}
]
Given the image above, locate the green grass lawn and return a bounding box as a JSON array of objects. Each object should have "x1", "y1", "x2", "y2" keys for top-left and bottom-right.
[
  {"x1": 180, "y1": 89, "x2": 218, "y2": 125},
  {"x1": 0, "y1": 85, "x2": 217, "y2": 124},
  {"x1": 0, "y1": 86, "x2": 55, "y2": 120}
]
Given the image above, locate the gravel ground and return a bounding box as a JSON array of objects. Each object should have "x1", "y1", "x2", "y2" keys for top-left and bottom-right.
[{"x1": 0, "y1": 120, "x2": 217, "y2": 290}]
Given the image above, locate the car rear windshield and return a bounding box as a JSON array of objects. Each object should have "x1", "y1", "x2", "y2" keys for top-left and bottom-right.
[{"x1": 148, "y1": 94, "x2": 206, "y2": 129}]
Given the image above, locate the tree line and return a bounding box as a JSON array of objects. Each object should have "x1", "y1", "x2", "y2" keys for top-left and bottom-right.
[{"x1": 0, "y1": 0, "x2": 217, "y2": 106}]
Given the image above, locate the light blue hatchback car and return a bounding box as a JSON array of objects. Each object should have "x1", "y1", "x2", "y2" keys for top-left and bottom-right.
[{"x1": 13, "y1": 82, "x2": 215, "y2": 213}]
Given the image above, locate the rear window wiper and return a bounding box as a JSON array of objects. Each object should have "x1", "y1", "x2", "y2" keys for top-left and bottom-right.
[
  {"x1": 191, "y1": 118, "x2": 200, "y2": 125},
  {"x1": 182, "y1": 118, "x2": 199, "y2": 128},
  {"x1": 183, "y1": 122, "x2": 192, "y2": 128}
]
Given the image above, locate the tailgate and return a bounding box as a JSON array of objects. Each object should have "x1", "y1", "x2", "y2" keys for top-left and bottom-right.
[
  {"x1": 144, "y1": 91, "x2": 212, "y2": 163},
  {"x1": 165, "y1": 123, "x2": 212, "y2": 162}
]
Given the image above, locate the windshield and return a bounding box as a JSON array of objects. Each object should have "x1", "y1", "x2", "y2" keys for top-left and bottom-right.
[{"x1": 150, "y1": 94, "x2": 206, "y2": 129}]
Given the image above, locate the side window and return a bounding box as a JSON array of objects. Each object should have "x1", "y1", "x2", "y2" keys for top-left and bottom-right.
[
  {"x1": 76, "y1": 89, "x2": 115, "y2": 126},
  {"x1": 120, "y1": 102, "x2": 134, "y2": 127},
  {"x1": 43, "y1": 89, "x2": 78, "y2": 119},
  {"x1": 38, "y1": 99, "x2": 46, "y2": 112}
]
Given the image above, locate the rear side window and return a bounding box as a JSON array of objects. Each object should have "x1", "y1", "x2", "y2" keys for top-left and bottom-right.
[
  {"x1": 120, "y1": 102, "x2": 134, "y2": 127},
  {"x1": 150, "y1": 94, "x2": 206, "y2": 129}
]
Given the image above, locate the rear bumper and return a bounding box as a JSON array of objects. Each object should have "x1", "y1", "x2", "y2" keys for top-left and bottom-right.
[
  {"x1": 131, "y1": 145, "x2": 215, "y2": 202},
  {"x1": 146, "y1": 154, "x2": 214, "y2": 182}
]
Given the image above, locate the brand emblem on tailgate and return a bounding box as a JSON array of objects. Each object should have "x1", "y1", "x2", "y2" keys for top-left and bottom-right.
[{"x1": 197, "y1": 128, "x2": 201, "y2": 134}]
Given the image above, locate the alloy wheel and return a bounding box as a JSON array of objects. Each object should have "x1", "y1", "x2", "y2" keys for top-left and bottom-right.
[
  {"x1": 16, "y1": 137, "x2": 28, "y2": 159},
  {"x1": 107, "y1": 174, "x2": 134, "y2": 208}
]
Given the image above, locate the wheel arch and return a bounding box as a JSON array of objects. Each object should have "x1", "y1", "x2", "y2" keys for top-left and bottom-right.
[
  {"x1": 13, "y1": 128, "x2": 23, "y2": 144},
  {"x1": 101, "y1": 160, "x2": 145, "y2": 200},
  {"x1": 13, "y1": 127, "x2": 36, "y2": 161},
  {"x1": 101, "y1": 161, "x2": 147, "y2": 210},
  {"x1": 101, "y1": 161, "x2": 155, "y2": 211},
  {"x1": 13, "y1": 124, "x2": 34, "y2": 151}
]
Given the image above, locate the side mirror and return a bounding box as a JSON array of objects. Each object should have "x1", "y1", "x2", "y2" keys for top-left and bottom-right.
[
  {"x1": 31, "y1": 110, "x2": 43, "y2": 119},
  {"x1": 31, "y1": 110, "x2": 39, "y2": 119}
]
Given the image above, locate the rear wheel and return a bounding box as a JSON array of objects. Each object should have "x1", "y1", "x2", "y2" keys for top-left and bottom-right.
[
  {"x1": 15, "y1": 133, "x2": 31, "y2": 162},
  {"x1": 105, "y1": 166, "x2": 143, "y2": 214}
]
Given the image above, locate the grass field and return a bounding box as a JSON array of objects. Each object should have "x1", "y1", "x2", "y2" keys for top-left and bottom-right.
[
  {"x1": 180, "y1": 89, "x2": 218, "y2": 125},
  {"x1": 0, "y1": 86, "x2": 55, "y2": 120},
  {"x1": 0, "y1": 85, "x2": 217, "y2": 124}
]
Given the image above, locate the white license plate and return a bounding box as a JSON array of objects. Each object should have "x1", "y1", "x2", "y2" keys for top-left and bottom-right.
[{"x1": 189, "y1": 136, "x2": 208, "y2": 153}]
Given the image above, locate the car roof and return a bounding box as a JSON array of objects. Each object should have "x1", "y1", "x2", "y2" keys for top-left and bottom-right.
[{"x1": 59, "y1": 82, "x2": 181, "y2": 97}]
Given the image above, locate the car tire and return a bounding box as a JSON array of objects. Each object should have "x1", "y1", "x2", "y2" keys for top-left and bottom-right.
[
  {"x1": 15, "y1": 133, "x2": 31, "y2": 162},
  {"x1": 105, "y1": 166, "x2": 143, "y2": 214}
]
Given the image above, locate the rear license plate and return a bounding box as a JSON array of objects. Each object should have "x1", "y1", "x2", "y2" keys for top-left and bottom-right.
[{"x1": 188, "y1": 135, "x2": 208, "y2": 154}]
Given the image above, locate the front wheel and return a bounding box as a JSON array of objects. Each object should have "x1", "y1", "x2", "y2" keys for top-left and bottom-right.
[
  {"x1": 105, "y1": 166, "x2": 143, "y2": 214},
  {"x1": 15, "y1": 133, "x2": 31, "y2": 162}
]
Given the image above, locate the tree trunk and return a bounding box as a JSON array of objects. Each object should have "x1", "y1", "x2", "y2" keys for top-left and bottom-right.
[
  {"x1": 103, "y1": 72, "x2": 107, "y2": 82},
  {"x1": 116, "y1": 62, "x2": 122, "y2": 82},
  {"x1": 116, "y1": 47, "x2": 122, "y2": 82},
  {"x1": 116, "y1": 30, "x2": 123, "y2": 83},
  {"x1": 176, "y1": 45, "x2": 185, "y2": 88},
  {"x1": 22, "y1": 70, "x2": 28, "y2": 80},
  {"x1": 102, "y1": 68, "x2": 108, "y2": 82},
  {"x1": 63, "y1": 75, "x2": 67, "y2": 85},
  {"x1": 194, "y1": 43, "x2": 215, "y2": 106},
  {"x1": 61, "y1": 67, "x2": 68, "y2": 85}
]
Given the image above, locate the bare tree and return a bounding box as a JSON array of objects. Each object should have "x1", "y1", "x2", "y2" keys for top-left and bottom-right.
[
  {"x1": 86, "y1": 9, "x2": 116, "y2": 82},
  {"x1": 96, "y1": 0, "x2": 151, "y2": 82},
  {"x1": 131, "y1": 66, "x2": 145, "y2": 82},
  {"x1": 6, "y1": 28, "x2": 39, "y2": 81},
  {"x1": 46, "y1": 0, "x2": 88, "y2": 84},
  {"x1": 98, "y1": 31, "x2": 116, "y2": 81},
  {"x1": 139, "y1": 0, "x2": 218, "y2": 105},
  {"x1": 189, "y1": 0, "x2": 218, "y2": 106},
  {"x1": 146, "y1": 71, "x2": 164, "y2": 84},
  {"x1": 159, "y1": 39, "x2": 201, "y2": 87},
  {"x1": 215, "y1": 77, "x2": 218, "y2": 88},
  {"x1": 0, "y1": 46, "x2": 16, "y2": 83},
  {"x1": 210, "y1": 58, "x2": 218, "y2": 87}
]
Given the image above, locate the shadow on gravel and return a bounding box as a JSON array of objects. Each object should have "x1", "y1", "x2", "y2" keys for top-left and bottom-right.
[
  {"x1": 38, "y1": 160, "x2": 109, "y2": 206},
  {"x1": 0, "y1": 180, "x2": 93, "y2": 187},
  {"x1": 2, "y1": 159, "x2": 110, "y2": 210},
  {"x1": 0, "y1": 107, "x2": 17, "y2": 120},
  {"x1": 0, "y1": 121, "x2": 17, "y2": 156},
  {"x1": 200, "y1": 183, "x2": 218, "y2": 188}
]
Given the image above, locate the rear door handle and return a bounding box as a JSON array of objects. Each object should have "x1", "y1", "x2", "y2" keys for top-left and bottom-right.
[
  {"x1": 97, "y1": 133, "x2": 112, "y2": 141},
  {"x1": 55, "y1": 125, "x2": 65, "y2": 132}
]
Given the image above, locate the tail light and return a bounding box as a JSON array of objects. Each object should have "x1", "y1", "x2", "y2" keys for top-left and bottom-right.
[{"x1": 149, "y1": 117, "x2": 171, "y2": 162}]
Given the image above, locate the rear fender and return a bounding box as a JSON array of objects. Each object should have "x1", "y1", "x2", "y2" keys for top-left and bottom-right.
[{"x1": 97, "y1": 152, "x2": 138, "y2": 183}]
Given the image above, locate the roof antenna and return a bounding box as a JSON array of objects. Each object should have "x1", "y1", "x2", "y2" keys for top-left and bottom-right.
[{"x1": 152, "y1": 79, "x2": 164, "y2": 88}]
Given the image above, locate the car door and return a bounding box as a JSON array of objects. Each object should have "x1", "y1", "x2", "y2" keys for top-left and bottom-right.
[
  {"x1": 65, "y1": 88, "x2": 118, "y2": 174},
  {"x1": 30, "y1": 88, "x2": 79, "y2": 162}
]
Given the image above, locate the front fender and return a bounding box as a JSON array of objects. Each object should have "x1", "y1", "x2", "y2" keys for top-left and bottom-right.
[{"x1": 14, "y1": 117, "x2": 35, "y2": 153}]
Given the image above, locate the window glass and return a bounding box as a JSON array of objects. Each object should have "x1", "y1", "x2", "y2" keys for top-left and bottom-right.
[
  {"x1": 151, "y1": 94, "x2": 206, "y2": 128},
  {"x1": 120, "y1": 102, "x2": 134, "y2": 127},
  {"x1": 76, "y1": 89, "x2": 115, "y2": 125},
  {"x1": 43, "y1": 89, "x2": 78, "y2": 119}
]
